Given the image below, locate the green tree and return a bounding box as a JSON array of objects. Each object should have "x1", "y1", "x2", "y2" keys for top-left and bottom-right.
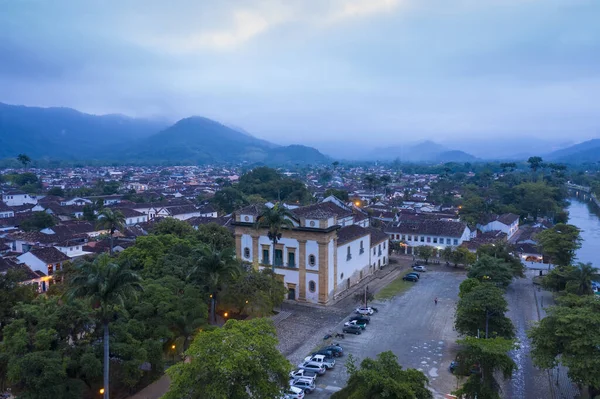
[
  {"x1": 476, "y1": 243, "x2": 524, "y2": 278},
  {"x1": 189, "y1": 245, "x2": 240, "y2": 324},
  {"x1": 67, "y1": 254, "x2": 143, "y2": 399},
  {"x1": 542, "y1": 265, "x2": 575, "y2": 292},
  {"x1": 196, "y1": 223, "x2": 235, "y2": 251},
  {"x1": 46, "y1": 186, "x2": 65, "y2": 197},
  {"x1": 458, "y1": 278, "x2": 480, "y2": 299},
  {"x1": 16, "y1": 154, "x2": 31, "y2": 168},
  {"x1": 451, "y1": 246, "x2": 476, "y2": 267},
  {"x1": 164, "y1": 318, "x2": 291, "y2": 399},
  {"x1": 565, "y1": 262, "x2": 600, "y2": 296},
  {"x1": 455, "y1": 283, "x2": 514, "y2": 339},
  {"x1": 441, "y1": 246, "x2": 454, "y2": 264},
  {"x1": 453, "y1": 337, "x2": 517, "y2": 399},
  {"x1": 324, "y1": 188, "x2": 349, "y2": 201},
  {"x1": 415, "y1": 245, "x2": 434, "y2": 264},
  {"x1": 20, "y1": 212, "x2": 56, "y2": 232},
  {"x1": 151, "y1": 218, "x2": 195, "y2": 238},
  {"x1": 331, "y1": 351, "x2": 432, "y2": 399},
  {"x1": 220, "y1": 269, "x2": 286, "y2": 317},
  {"x1": 96, "y1": 208, "x2": 126, "y2": 255},
  {"x1": 536, "y1": 223, "x2": 582, "y2": 267},
  {"x1": 255, "y1": 203, "x2": 294, "y2": 274},
  {"x1": 0, "y1": 269, "x2": 36, "y2": 340},
  {"x1": 527, "y1": 156, "x2": 543, "y2": 173},
  {"x1": 528, "y1": 295, "x2": 600, "y2": 397},
  {"x1": 467, "y1": 255, "x2": 514, "y2": 288},
  {"x1": 363, "y1": 174, "x2": 380, "y2": 194},
  {"x1": 82, "y1": 204, "x2": 97, "y2": 221},
  {"x1": 237, "y1": 167, "x2": 311, "y2": 204},
  {"x1": 211, "y1": 187, "x2": 248, "y2": 214}
]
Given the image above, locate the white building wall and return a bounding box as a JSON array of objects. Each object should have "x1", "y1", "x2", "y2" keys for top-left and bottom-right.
[
  {"x1": 241, "y1": 234, "x2": 254, "y2": 262},
  {"x1": 328, "y1": 239, "x2": 334, "y2": 297},
  {"x1": 336, "y1": 236, "x2": 370, "y2": 288},
  {"x1": 305, "y1": 273, "x2": 319, "y2": 302},
  {"x1": 306, "y1": 240, "x2": 319, "y2": 271},
  {"x1": 370, "y1": 239, "x2": 389, "y2": 269},
  {"x1": 16, "y1": 252, "x2": 46, "y2": 274},
  {"x1": 2, "y1": 194, "x2": 37, "y2": 206}
]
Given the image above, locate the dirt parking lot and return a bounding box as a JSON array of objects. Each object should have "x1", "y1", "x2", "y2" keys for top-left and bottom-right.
[{"x1": 281, "y1": 267, "x2": 466, "y2": 398}]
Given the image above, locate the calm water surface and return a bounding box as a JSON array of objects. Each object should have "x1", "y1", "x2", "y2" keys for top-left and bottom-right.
[{"x1": 566, "y1": 197, "x2": 600, "y2": 267}]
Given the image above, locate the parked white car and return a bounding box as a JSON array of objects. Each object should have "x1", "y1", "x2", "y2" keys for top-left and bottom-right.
[
  {"x1": 297, "y1": 362, "x2": 326, "y2": 375},
  {"x1": 303, "y1": 354, "x2": 335, "y2": 369},
  {"x1": 289, "y1": 369, "x2": 317, "y2": 383},
  {"x1": 283, "y1": 386, "x2": 305, "y2": 399},
  {"x1": 355, "y1": 306, "x2": 375, "y2": 315},
  {"x1": 413, "y1": 265, "x2": 427, "y2": 272}
]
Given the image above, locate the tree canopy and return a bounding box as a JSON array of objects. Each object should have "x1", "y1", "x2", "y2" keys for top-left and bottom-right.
[
  {"x1": 528, "y1": 295, "x2": 600, "y2": 397},
  {"x1": 164, "y1": 318, "x2": 291, "y2": 399},
  {"x1": 331, "y1": 351, "x2": 432, "y2": 399},
  {"x1": 455, "y1": 283, "x2": 514, "y2": 339},
  {"x1": 453, "y1": 337, "x2": 518, "y2": 399},
  {"x1": 536, "y1": 223, "x2": 582, "y2": 267}
]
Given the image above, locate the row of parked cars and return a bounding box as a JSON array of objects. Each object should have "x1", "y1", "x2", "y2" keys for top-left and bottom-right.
[
  {"x1": 402, "y1": 265, "x2": 426, "y2": 282},
  {"x1": 284, "y1": 344, "x2": 344, "y2": 397}
]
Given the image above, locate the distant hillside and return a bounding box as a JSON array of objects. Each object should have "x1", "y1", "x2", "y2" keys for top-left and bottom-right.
[
  {"x1": 0, "y1": 103, "x2": 167, "y2": 159},
  {"x1": 122, "y1": 117, "x2": 328, "y2": 164},
  {"x1": 546, "y1": 139, "x2": 600, "y2": 163},
  {"x1": 433, "y1": 150, "x2": 477, "y2": 163},
  {"x1": 0, "y1": 103, "x2": 328, "y2": 165},
  {"x1": 371, "y1": 140, "x2": 476, "y2": 162}
]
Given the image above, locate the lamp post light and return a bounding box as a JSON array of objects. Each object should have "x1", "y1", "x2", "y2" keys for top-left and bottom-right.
[{"x1": 171, "y1": 344, "x2": 176, "y2": 363}]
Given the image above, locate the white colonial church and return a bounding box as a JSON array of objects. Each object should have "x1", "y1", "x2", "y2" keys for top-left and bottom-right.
[{"x1": 233, "y1": 198, "x2": 389, "y2": 305}]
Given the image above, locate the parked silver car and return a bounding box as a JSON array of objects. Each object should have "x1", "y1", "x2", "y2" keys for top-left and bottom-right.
[
  {"x1": 292, "y1": 378, "x2": 316, "y2": 394},
  {"x1": 297, "y1": 361, "x2": 326, "y2": 375}
]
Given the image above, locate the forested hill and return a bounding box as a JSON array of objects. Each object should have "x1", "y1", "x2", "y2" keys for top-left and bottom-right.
[{"x1": 0, "y1": 103, "x2": 328, "y2": 165}]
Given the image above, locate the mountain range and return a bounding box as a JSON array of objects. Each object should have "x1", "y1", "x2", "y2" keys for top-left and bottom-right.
[
  {"x1": 0, "y1": 103, "x2": 328, "y2": 165},
  {"x1": 369, "y1": 141, "x2": 478, "y2": 163},
  {"x1": 0, "y1": 102, "x2": 598, "y2": 164}
]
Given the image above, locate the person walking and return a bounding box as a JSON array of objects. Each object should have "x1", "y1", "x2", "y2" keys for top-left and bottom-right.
[{"x1": 434, "y1": 297, "x2": 438, "y2": 305}]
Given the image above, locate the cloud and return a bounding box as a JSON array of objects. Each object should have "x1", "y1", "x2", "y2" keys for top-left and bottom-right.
[{"x1": 132, "y1": 0, "x2": 409, "y2": 52}]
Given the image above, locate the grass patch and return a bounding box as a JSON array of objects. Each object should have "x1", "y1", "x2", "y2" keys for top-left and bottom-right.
[{"x1": 375, "y1": 276, "x2": 414, "y2": 300}]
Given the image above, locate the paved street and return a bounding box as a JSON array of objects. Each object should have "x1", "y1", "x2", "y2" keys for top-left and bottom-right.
[
  {"x1": 284, "y1": 268, "x2": 466, "y2": 399},
  {"x1": 503, "y1": 270, "x2": 552, "y2": 399}
]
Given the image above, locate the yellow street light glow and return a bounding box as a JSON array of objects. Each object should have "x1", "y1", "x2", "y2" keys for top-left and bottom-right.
[
  {"x1": 224, "y1": 312, "x2": 229, "y2": 318},
  {"x1": 245, "y1": 300, "x2": 249, "y2": 304},
  {"x1": 99, "y1": 388, "x2": 105, "y2": 394},
  {"x1": 171, "y1": 344, "x2": 176, "y2": 350}
]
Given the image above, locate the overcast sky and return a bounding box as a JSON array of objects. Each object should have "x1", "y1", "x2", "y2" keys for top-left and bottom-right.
[{"x1": 1, "y1": 0, "x2": 599, "y2": 146}]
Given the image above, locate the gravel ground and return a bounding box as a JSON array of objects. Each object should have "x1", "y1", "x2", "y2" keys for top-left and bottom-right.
[{"x1": 280, "y1": 266, "x2": 467, "y2": 399}]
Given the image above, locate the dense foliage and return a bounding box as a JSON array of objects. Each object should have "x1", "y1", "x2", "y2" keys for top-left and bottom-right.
[
  {"x1": 211, "y1": 167, "x2": 313, "y2": 213},
  {"x1": 164, "y1": 318, "x2": 291, "y2": 399},
  {"x1": 528, "y1": 295, "x2": 600, "y2": 398},
  {"x1": 0, "y1": 218, "x2": 285, "y2": 398},
  {"x1": 331, "y1": 351, "x2": 432, "y2": 399}
]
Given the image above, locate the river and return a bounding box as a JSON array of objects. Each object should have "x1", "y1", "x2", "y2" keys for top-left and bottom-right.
[{"x1": 566, "y1": 196, "x2": 600, "y2": 267}]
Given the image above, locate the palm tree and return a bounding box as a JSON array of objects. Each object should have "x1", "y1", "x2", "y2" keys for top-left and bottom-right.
[
  {"x1": 189, "y1": 245, "x2": 240, "y2": 323},
  {"x1": 16, "y1": 153, "x2": 31, "y2": 168},
  {"x1": 96, "y1": 209, "x2": 126, "y2": 255},
  {"x1": 568, "y1": 262, "x2": 600, "y2": 295},
  {"x1": 67, "y1": 254, "x2": 143, "y2": 399},
  {"x1": 255, "y1": 203, "x2": 295, "y2": 273}
]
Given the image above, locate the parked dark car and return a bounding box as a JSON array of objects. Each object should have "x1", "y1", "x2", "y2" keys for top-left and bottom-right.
[
  {"x1": 403, "y1": 274, "x2": 418, "y2": 282},
  {"x1": 321, "y1": 345, "x2": 343, "y2": 356},
  {"x1": 312, "y1": 349, "x2": 334, "y2": 358},
  {"x1": 406, "y1": 272, "x2": 420, "y2": 279},
  {"x1": 342, "y1": 325, "x2": 362, "y2": 335},
  {"x1": 349, "y1": 315, "x2": 370, "y2": 324}
]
